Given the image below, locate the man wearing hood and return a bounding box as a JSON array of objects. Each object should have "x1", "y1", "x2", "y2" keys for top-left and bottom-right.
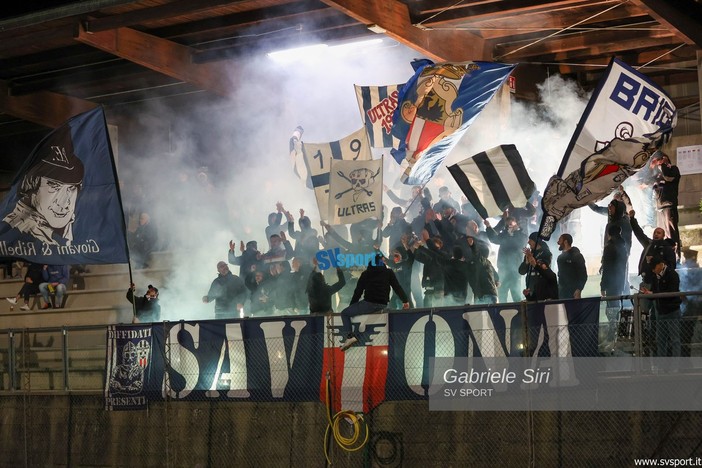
[
  {"x1": 589, "y1": 196, "x2": 632, "y2": 258},
  {"x1": 285, "y1": 208, "x2": 319, "y2": 263},
  {"x1": 556, "y1": 233, "x2": 588, "y2": 299},
  {"x1": 485, "y1": 215, "x2": 528, "y2": 303},
  {"x1": 339, "y1": 254, "x2": 409, "y2": 351},
  {"x1": 590, "y1": 196, "x2": 632, "y2": 294},
  {"x1": 264, "y1": 202, "x2": 286, "y2": 248},
  {"x1": 413, "y1": 235, "x2": 447, "y2": 307}
]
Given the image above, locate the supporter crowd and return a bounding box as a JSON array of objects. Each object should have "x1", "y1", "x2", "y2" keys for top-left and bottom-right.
[
  {"x1": 7, "y1": 152, "x2": 699, "y2": 357},
  {"x1": 186, "y1": 152, "x2": 697, "y2": 325}
]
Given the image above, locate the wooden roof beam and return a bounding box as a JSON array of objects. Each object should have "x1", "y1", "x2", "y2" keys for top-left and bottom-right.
[
  {"x1": 76, "y1": 23, "x2": 234, "y2": 97},
  {"x1": 83, "y1": 0, "x2": 244, "y2": 33},
  {"x1": 414, "y1": 0, "x2": 615, "y2": 26},
  {"x1": 538, "y1": 35, "x2": 684, "y2": 62},
  {"x1": 456, "y1": 4, "x2": 651, "y2": 41},
  {"x1": 631, "y1": 0, "x2": 702, "y2": 47},
  {"x1": 321, "y1": 0, "x2": 489, "y2": 62},
  {"x1": 0, "y1": 80, "x2": 97, "y2": 128},
  {"x1": 494, "y1": 28, "x2": 675, "y2": 60}
]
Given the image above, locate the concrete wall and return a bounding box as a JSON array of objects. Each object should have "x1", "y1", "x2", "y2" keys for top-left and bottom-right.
[{"x1": 1, "y1": 394, "x2": 700, "y2": 467}]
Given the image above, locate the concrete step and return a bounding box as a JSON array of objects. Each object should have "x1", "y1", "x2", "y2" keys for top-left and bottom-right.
[
  {"x1": 82, "y1": 251, "x2": 172, "y2": 274},
  {"x1": 0, "y1": 268, "x2": 170, "y2": 299},
  {"x1": 1, "y1": 289, "x2": 127, "y2": 310},
  {"x1": 74, "y1": 268, "x2": 169, "y2": 290},
  {"x1": 0, "y1": 305, "x2": 133, "y2": 329}
]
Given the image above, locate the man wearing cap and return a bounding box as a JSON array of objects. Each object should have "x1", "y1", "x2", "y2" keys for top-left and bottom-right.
[
  {"x1": 519, "y1": 232, "x2": 553, "y2": 301},
  {"x1": 3, "y1": 127, "x2": 84, "y2": 246},
  {"x1": 203, "y1": 261, "x2": 248, "y2": 319}
]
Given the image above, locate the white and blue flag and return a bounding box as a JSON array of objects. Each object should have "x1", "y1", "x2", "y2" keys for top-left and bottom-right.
[{"x1": 539, "y1": 58, "x2": 677, "y2": 239}]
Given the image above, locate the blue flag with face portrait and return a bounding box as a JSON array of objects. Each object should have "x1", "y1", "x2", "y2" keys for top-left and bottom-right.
[{"x1": 0, "y1": 107, "x2": 129, "y2": 264}]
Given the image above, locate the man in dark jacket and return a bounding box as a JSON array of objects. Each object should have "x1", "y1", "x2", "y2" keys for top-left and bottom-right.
[
  {"x1": 589, "y1": 197, "x2": 632, "y2": 252},
  {"x1": 441, "y1": 246, "x2": 472, "y2": 306},
  {"x1": 485, "y1": 216, "x2": 527, "y2": 303},
  {"x1": 519, "y1": 232, "x2": 554, "y2": 301},
  {"x1": 590, "y1": 197, "x2": 632, "y2": 292},
  {"x1": 286, "y1": 208, "x2": 320, "y2": 264},
  {"x1": 642, "y1": 256, "x2": 682, "y2": 358},
  {"x1": 339, "y1": 254, "x2": 409, "y2": 351},
  {"x1": 556, "y1": 233, "x2": 588, "y2": 299},
  {"x1": 202, "y1": 261, "x2": 248, "y2": 319},
  {"x1": 466, "y1": 237, "x2": 499, "y2": 304},
  {"x1": 228, "y1": 240, "x2": 261, "y2": 281},
  {"x1": 652, "y1": 154, "x2": 681, "y2": 260},
  {"x1": 630, "y1": 211, "x2": 676, "y2": 283},
  {"x1": 519, "y1": 235, "x2": 558, "y2": 357},
  {"x1": 600, "y1": 224, "x2": 628, "y2": 348},
  {"x1": 386, "y1": 242, "x2": 415, "y2": 308},
  {"x1": 127, "y1": 283, "x2": 160, "y2": 323},
  {"x1": 413, "y1": 236, "x2": 447, "y2": 307},
  {"x1": 306, "y1": 265, "x2": 345, "y2": 314},
  {"x1": 382, "y1": 206, "x2": 412, "y2": 253}
]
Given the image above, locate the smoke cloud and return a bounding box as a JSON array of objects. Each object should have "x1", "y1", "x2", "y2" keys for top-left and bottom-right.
[{"x1": 115, "y1": 39, "x2": 648, "y2": 319}]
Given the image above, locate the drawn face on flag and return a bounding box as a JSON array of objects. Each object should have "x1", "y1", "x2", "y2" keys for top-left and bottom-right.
[
  {"x1": 108, "y1": 340, "x2": 147, "y2": 395},
  {"x1": 398, "y1": 64, "x2": 471, "y2": 160},
  {"x1": 3, "y1": 127, "x2": 84, "y2": 246},
  {"x1": 34, "y1": 176, "x2": 80, "y2": 230}
]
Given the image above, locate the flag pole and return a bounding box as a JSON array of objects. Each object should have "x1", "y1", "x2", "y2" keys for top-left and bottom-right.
[
  {"x1": 400, "y1": 180, "x2": 430, "y2": 220},
  {"x1": 101, "y1": 107, "x2": 136, "y2": 322}
]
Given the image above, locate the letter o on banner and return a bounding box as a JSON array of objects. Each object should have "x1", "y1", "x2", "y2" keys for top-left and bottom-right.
[{"x1": 404, "y1": 314, "x2": 455, "y2": 396}]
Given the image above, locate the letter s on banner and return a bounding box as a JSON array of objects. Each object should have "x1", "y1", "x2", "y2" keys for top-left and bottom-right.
[
  {"x1": 315, "y1": 250, "x2": 331, "y2": 270},
  {"x1": 164, "y1": 323, "x2": 200, "y2": 399}
]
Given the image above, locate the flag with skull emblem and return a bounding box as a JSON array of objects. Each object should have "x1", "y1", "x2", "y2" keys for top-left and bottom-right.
[
  {"x1": 328, "y1": 157, "x2": 383, "y2": 224},
  {"x1": 297, "y1": 127, "x2": 372, "y2": 222}
]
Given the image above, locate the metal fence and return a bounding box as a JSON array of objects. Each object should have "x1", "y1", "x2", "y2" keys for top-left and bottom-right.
[{"x1": 1, "y1": 292, "x2": 702, "y2": 467}]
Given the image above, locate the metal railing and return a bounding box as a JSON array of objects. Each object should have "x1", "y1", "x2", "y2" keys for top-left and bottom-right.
[{"x1": 1, "y1": 291, "x2": 701, "y2": 393}]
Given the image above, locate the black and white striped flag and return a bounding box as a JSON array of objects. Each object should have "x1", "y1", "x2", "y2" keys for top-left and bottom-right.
[
  {"x1": 354, "y1": 84, "x2": 402, "y2": 149},
  {"x1": 448, "y1": 144, "x2": 536, "y2": 219}
]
